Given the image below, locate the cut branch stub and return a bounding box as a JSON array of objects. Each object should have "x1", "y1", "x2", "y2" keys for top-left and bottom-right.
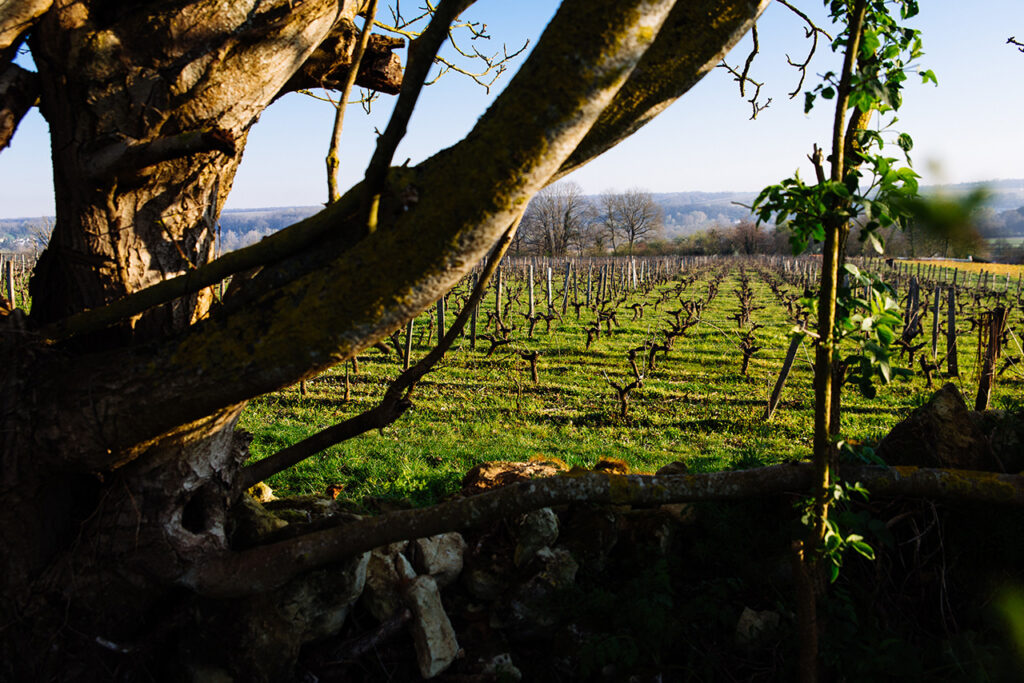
[
  {"x1": 83, "y1": 129, "x2": 237, "y2": 181},
  {"x1": 0, "y1": 63, "x2": 39, "y2": 151},
  {"x1": 282, "y1": 30, "x2": 405, "y2": 96}
]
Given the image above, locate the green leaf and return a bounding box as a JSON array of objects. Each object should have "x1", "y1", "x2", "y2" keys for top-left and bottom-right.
[
  {"x1": 850, "y1": 540, "x2": 876, "y2": 560},
  {"x1": 821, "y1": 86, "x2": 836, "y2": 99},
  {"x1": 829, "y1": 563, "x2": 841, "y2": 583},
  {"x1": 865, "y1": 230, "x2": 884, "y2": 254},
  {"x1": 879, "y1": 360, "x2": 892, "y2": 383},
  {"x1": 876, "y1": 325, "x2": 895, "y2": 345},
  {"x1": 861, "y1": 30, "x2": 881, "y2": 58}
]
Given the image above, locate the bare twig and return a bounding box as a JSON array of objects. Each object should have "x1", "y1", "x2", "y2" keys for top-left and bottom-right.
[
  {"x1": 718, "y1": 24, "x2": 772, "y2": 119},
  {"x1": 775, "y1": 0, "x2": 832, "y2": 98},
  {"x1": 363, "y1": 0, "x2": 476, "y2": 226}
]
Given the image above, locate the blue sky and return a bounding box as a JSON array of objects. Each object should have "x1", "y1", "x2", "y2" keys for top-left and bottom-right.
[{"x1": 2, "y1": 1, "x2": 1022, "y2": 218}]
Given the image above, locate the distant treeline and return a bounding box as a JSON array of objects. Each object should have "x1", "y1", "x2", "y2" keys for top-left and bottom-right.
[{"x1": 3, "y1": 181, "x2": 1023, "y2": 258}]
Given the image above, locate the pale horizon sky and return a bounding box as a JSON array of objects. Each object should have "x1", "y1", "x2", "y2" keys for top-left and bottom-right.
[{"x1": 2, "y1": 1, "x2": 1022, "y2": 219}]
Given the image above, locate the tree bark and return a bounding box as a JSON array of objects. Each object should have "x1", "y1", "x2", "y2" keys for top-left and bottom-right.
[
  {"x1": 0, "y1": 0, "x2": 768, "y2": 678},
  {"x1": 0, "y1": 0, "x2": 52, "y2": 56},
  {"x1": 0, "y1": 62, "x2": 38, "y2": 150},
  {"x1": 27, "y1": 1, "x2": 398, "y2": 336}
]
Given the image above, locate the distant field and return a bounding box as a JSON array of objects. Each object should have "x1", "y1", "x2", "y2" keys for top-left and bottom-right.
[
  {"x1": 904, "y1": 258, "x2": 1024, "y2": 278},
  {"x1": 240, "y1": 257, "x2": 1024, "y2": 508},
  {"x1": 986, "y1": 236, "x2": 1024, "y2": 247}
]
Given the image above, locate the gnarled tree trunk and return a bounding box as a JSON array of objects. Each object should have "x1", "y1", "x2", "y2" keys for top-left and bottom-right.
[{"x1": 0, "y1": 1, "x2": 767, "y2": 679}]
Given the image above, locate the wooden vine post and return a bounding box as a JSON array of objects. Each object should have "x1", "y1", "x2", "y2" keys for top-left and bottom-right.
[
  {"x1": 946, "y1": 278, "x2": 959, "y2": 377},
  {"x1": 975, "y1": 307, "x2": 1008, "y2": 411}
]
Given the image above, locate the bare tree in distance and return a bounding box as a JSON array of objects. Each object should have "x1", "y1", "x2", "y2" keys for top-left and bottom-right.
[
  {"x1": 727, "y1": 219, "x2": 769, "y2": 254},
  {"x1": 520, "y1": 181, "x2": 594, "y2": 257},
  {"x1": 600, "y1": 187, "x2": 665, "y2": 255}
]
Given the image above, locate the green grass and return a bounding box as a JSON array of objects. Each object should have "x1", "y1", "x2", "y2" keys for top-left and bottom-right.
[{"x1": 239, "y1": 259, "x2": 1024, "y2": 507}]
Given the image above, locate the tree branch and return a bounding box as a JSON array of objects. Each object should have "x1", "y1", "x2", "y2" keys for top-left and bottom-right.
[
  {"x1": 555, "y1": 0, "x2": 771, "y2": 180},
  {"x1": 362, "y1": 0, "x2": 476, "y2": 222},
  {"x1": 327, "y1": 0, "x2": 381, "y2": 203},
  {"x1": 187, "y1": 463, "x2": 1024, "y2": 597},
  {"x1": 0, "y1": 62, "x2": 38, "y2": 152},
  {"x1": 281, "y1": 26, "x2": 404, "y2": 97},
  {"x1": 775, "y1": 0, "x2": 832, "y2": 98},
  {"x1": 236, "y1": 216, "x2": 521, "y2": 491},
  {"x1": 36, "y1": 179, "x2": 368, "y2": 343},
  {"x1": 47, "y1": 0, "x2": 680, "y2": 470},
  {"x1": 38, "y1": 0, "x2": 768, "y2": 345},
  {"x1": 718, "y1": 27, "x2": 772, "y2": 121},
  {"x1": 82, "y1": 129, "x2": 237, "y2": 181},
  {"x1": 0, "y1": 0, "x2": 51, "y2": 57},
  {"x1": 830, "y1": 0, "x2": 868, "y2": 182}
]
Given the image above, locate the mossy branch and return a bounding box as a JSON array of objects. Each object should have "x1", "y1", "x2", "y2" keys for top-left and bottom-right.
[
  {"x1": 48, "y1": 0, "x2": 686, "y2": 468},
  {"x1": 236, "y1": 216, "x2": 520, "y2": 491},
  {"x1": 189, "y1": 464, "x2": 1024, "y2": 598},
  {"x1": 362, "y1": 0, "x2": 476, "y2": 218},
  {"x1": 555, "y1": 0, "x2": 770, "y2": 180}
]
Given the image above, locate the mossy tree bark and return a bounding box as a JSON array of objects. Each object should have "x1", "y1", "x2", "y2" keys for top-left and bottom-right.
[{"x1": 0, "y1": 0, "x2": 766, "y2": 678}]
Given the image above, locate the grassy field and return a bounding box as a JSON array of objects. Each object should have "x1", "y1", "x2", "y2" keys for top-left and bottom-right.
[
  {"x1": 240, "y1": 257, "x2": 1024, "y2": 507},
  {"x1": 903, "y1": 257, "x2": 1024, "y2": 279}
]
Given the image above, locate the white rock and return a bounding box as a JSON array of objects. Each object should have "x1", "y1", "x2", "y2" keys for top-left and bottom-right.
[
  {"x1": 514, "y1": 507, "x2": 559, "y2": 567},
  {"x1": 404, "y1": 575, "x2": 460, "y2": 679},
  {"x1": 482, "y1": 652, "x2": 522, "y2": 681},
  {"x1": 361, "y1": 547, "x2": 403, "y2": 622},
  {"x1": 394, "y1": 551, "x2": 417, "y2": 581},
  {"x1": 411, "y1": 532, "x2": 467, "y2": 588}
]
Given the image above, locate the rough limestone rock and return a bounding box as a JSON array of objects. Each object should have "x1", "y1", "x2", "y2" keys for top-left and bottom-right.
[
  {"x1": 559, "y1": 504, "x2": 619, "y2": 575},
  {"x1": 735, "y1": 606, "x2": 781, "y2": 649},
  {"x1": 361, "y1": 543, "x2": 409, "y2": 622},
  {"x1": 461, "y1": 459, "x2": 568, "y2": 494},
  {"x1": 877, "y1": 383, "x2": 988, "y2": 469},
  {"x1": 493, "y1": 547, "x2": 579, "y2": 638},
  {"x1": 514, "y1": 507, "x2": 559, "y2": 567},
  {"x1": 395, "y1": 551, "x2": 417, "y2": 580},
  {"x1": 404, "y1": 575, "x2": 460, "y2": 679},
  {"x1": 463, "y1": 566, "x2": 510, "y2": 602},
  {"x1": 247, "y1": 481, "x2": 276, "y2": 503},
  {"x1": 482, "y1": 652, "x2": 523, "y2": 681},
  {"x1": 196, "y1": 551, "x2": 369, "y2": 682},
  {"x1": 411, "y1": 532, "x2": 467, "y2": 588},
  {"x1": 274, "y1": 552, "x2": 370, "y2": 642}
]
